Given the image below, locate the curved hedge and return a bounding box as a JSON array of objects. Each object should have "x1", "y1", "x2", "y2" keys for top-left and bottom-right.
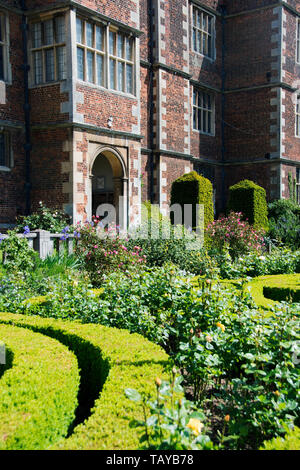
[
  {"x1": 0, "y1": 323, "x2": 80, "y2": 450},
  {"x1": 244, "y1": 274, "x2": 300, "y2": 310},
  {"x1": 260, "y1": 426, "x2": 300, "y2": 450},
  {"x1": 0, "y1": 312, "x2": 169, "y2": 450}
]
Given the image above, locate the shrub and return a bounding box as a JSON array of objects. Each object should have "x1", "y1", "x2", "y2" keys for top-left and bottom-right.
[
  {"x1": 0, "y1": 323, "x2": 79, "y2": 449},
  {"x1": 205, "y1": 211, "x2": 265, "y2": 259},
  {"x1": 267, "y1": 199, "x2": 300, "y2": 248},
  {"x1": 227, "y1": 179, "x2": 269, "y2": 231},
  {"x1": 126, "y1": 202, "x2": 203, "y2": 269},
  {"x1": 170, "y1": 171, "x2": 214, "y2": 232},
  {"x1": 15, "y1": 201, "x2": 71, "y2": 233},
  {"x1": 75, "y1": 221, "x2": 146, "y2": 285},
  {"x1": 0, "y1": 229, "x2": 37, "y2": 273},
  {"x1": 125, "y1": 372, "x2": 214, "y2": 450},
  {"x1": 0, "y1": 312, "x2": 169, "y2": 450}
]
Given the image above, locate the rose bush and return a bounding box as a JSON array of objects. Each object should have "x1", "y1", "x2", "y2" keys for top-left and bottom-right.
[{"x1": 206, "y1": 211, "x2": 265, "y2": 259}]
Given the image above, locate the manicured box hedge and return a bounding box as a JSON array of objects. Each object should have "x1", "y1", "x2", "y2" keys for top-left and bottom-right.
[
  {"x1": 227, "y1": 179, "x2": 269, "y2": 231},
  {"x1": 244, "y1": 274, "x2": 300, "y2": 310},
  {"x1": 0, "y1": 323, "x2": 80, "y2": 450},
  {"x1": 0, "y1": 312, "x2": 169, "y2": 450},
  {"x1": 260, "y1": 426, "x2": 300, "y2": 450}
]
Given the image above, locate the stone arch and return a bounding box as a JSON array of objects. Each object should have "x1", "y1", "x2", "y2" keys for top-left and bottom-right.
[
  {"x1": 89, "y1": 146, "x2": 127, "y2": 179},
  {"x1": 89, "y1": 146, "x2": 128, "y2": 229}
]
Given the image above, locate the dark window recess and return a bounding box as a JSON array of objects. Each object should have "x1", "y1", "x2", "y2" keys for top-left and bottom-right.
[
  {"x1": 0, "y1": 45, "x2": 3, "y2": 80},
  {"x1": 195, "y1": 164, "x2": 214, "y2": 183},
  {"x1": 0, "y1": 133, "x2": 10, "y2": 167}
]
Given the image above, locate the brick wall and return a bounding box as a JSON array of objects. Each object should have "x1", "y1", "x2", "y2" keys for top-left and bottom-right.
[{"x1": 0, "y1": 9, "x2": 25, "y2": 225}]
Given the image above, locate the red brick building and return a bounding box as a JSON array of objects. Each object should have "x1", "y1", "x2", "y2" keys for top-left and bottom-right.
[{"x1": 0, "y1": 0, "x2": 300, "y2": 229}]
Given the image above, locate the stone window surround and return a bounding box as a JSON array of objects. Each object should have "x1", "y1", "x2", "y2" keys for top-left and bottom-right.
[
  {"x1": 191, "y1": 4, "x2": 216, "y2": 61},
  {"x1": 29, "y1": 14, "x2": 67, "y2": 86},
  {"x1": 0, "y1": 10, "x2": 11, "y2": 84},
  {"x1": 76, "y1": 16, "x2": 136, "y2": 96},
  {"x1": 296, "y1": 18, "x2": 300, "y2": 64},
  {"x1": 192, "y1": 86, "x2": 215, "y2": 137},
  {"x1": 27, "y1": 9, "x2": 139, "y2": 100}
]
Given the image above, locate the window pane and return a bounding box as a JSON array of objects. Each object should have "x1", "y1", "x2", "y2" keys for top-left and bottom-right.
[
  {"x1": 76, "y1": 18, "x2": 83, "y2": 43},
  {"x1": 96, "y1": 26, "x2": 104, "y2": 51},
  {"x1": 198, "y1": 109, "x2": 202, "y2": 131},
  {"x1": 203, "y1": 111, "x2": 207, "y2": 133},
  {"x1": 125, "y1": 37, "x2": 133, "y2": 61},
  {"x1": 0, "y1": 45, "x2": 3, "y2": 80},
  {"x1": 32, "y1": 22, "x2": 42, "y2": 48},
  {"x1": 208, "y1": 36, "x2": 212, "y2": 59},
  {"x1": 96, "y1": 54, "x2": 104, "y2": 86},
  {"x1": 57, "y1": 46, "x2": 66, "y2": 80},
  {"x1": 208, "y1": 16, "x2": 212, "y2": 35},
  {"x1": 193, "y1": 108, "x2": 197, "y2": 129},
  {"x1": 197, "y1": 31, "x2": 201, "y2": 53},
  {"x1": 45, "y1": 48, "x2": 55, "y2": 81},
  {"x1": 87, "y1": 50, "x2": 94, "y2": 82},
  {"x1": 55, "y1": 16, "x2": 65, "y2": 43},
  {"x1": 193, "y1": 90, "x2": 197, "y2": 106},
  {"x1": 117, "y1": 34, "x2": 124, "y2": 58},
  {"x1": 44, "y1": 20, "x2": 54, "y2": 46},
  {"x1": 117, "y1": 61, "x2": 124, "y2": 91},
  {"x1": 197, "y1": 11, "x2": 201, "y2": 29},
  {"x1": 0, "y1": 17, "x2": 2, "y2": 43},
  {"x1": 203, "y1": 34, "x2": 207, "y2": 55},
  {"x1": 208, "y1": 112, "x2": 211, "y2": 133},
  {"x1": 193, "y1": 29, "x2": 196, "y2": 51},
  {"x1": 0, "y1": 133, "x2": 6, "y2": 166},
  {"x1": 34, "y1": 50, "x2": 43, "y2": 84},
  {"x1": 77, "y1": 47, "x2": 84, "y2": 80},
  {"x1": 207, "y1": 94, "x2": 211, "y2": 110},
  {"x1": 110, "y1": 58, "x2": 116, "y2": 89},
  {"x1": 86, "y1": 23, "x2": 93, "y2": 48},
  {"x1": 126, "y1": 63, "x2": 133, "y2": 93},
  {"x1": 109, "y1": 31, "x2": 115, "y2": 55},
  {"x1": 193, "y1": 8, "x2": 196, "y2": 27}
]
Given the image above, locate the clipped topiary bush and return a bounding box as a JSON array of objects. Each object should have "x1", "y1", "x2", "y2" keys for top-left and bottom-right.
[
  {"x1": 227, "y1": 179, "x2": 269, "y2": 231},
  {"x1": 170, "y1": 171, "x2": 214, "y2": 231}
]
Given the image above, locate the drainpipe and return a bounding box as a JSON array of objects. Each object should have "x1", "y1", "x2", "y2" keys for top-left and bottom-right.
[
  {"x1": 148, "y1": 0, "x2": 155, "y2": 203},
  {"x1": 220, "y1": 4, "x2": 226, "y2": 213},
  {"x1": 20, "y1": 0, "x2": 31, "y2": 216}
]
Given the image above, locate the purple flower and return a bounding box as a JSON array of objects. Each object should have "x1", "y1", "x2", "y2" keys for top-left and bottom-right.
[
  {"x1": 61, "y1": 225, "x2": 70, "y2": 240},
  {"x1": 23, "y1": 225, "x2": 30, "y2": 235},
  {"x1": 73, "y1": 230, "x2": 81, "y2": 239}
]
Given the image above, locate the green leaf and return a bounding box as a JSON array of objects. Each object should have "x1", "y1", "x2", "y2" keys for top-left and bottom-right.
[{"x1": 124, "y1": 388, "x2": 142, "y2": 403}]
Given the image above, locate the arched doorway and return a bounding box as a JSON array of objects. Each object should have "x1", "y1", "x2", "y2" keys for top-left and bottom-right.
[{"x1": 90, "y1": 148, "x2": 127, "y2": 228}]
